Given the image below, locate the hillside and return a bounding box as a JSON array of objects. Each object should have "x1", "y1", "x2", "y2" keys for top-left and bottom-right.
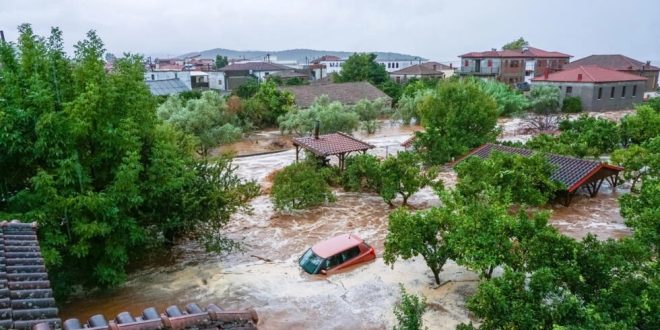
[{"x1": 178, "y1": 48, "x2": 425, "y2": 63}]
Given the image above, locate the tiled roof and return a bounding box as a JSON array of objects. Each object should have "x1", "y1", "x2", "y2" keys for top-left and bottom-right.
[
  {"x1": 219, "y1": 62, "x2": 292, "y2": 72},
  {"x1": 532, "y1": 65, "x2": 648, "y2": 83},
  {"x1": 281, "y1": 82, "x2": 391, "y2": 108},
  {"x1": 54, "y1": 303, "x2": 257, "y2": 330},
  {"x1": 460, "y1": 47, "x2": 571, "y2": 59},
  {"x1": 464, "y1": 144, "x2": 623, "y2": 192},
  {"x1": 293, "y1": 132, "x2": 374, "y2": 157},
  {"x1": 311, "y1": 55, "x2": 342, "y2": 64},
  {"x1": 0, "y1": 221, "x2": 61, "y2": 330},
  {"x1": 564, "y1": 54, "x2": 659, "y2": 71},
  {"x1": 390, "y1": 62, "x2": 450, "y2": 76},
  {"x1": 145, "y1": 79, "x2": 192, "y2": 96}
]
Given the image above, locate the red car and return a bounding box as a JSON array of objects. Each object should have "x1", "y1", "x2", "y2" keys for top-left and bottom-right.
[{"x1": 299, "y1": 234, "x2": 376, "y2": 275}]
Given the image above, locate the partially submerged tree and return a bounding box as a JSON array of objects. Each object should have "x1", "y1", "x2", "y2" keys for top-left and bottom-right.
[
  {"x1": 271, "y1": 162, "x2": 336, "y2": 211},
  {"x1": 278, "y1": 96, "x2": 359, "y2": 135},
  {"x1": 526, "y1": 85, "x2": 563, "y2": 131},
  {"x1": 353, "y1": 98, "x2": 389, "y2": 134},
  {"x1": 384, "y1": 207, "x2": 452, "y2": 285},
  {"x1": 393, "y1": 285, "x2": 427, "y2": 330},
  {"x1": 379, "y1": 151, "x2": 438, "y2": 206},
  {"x1": 342, "y1": 153, "x2": 382, "y2": 192},
  {"x1": 157, "y1": 91, "x2": 242, "y2": 157},
  {"x1": 414, "y1": 79, "x2": 499, "y2": 164},
  {"x1": 476, "y1": 79, "x2": 528, "y2": 116}
]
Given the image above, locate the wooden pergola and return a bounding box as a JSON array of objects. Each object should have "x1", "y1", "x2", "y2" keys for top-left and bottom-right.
[
  {"x1": 461, "y1": 144, "x2": 624, "y2": 206},
  {"x1": 292, "y1": 132, "x2": 375, "y2": 170}
]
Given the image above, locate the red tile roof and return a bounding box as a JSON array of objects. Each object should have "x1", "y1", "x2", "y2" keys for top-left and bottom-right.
[
  {"x1": 564, "y1": 54, "x2": 659, "y2": 71},
  {"x1": 390, "y1": 62, "x2": 451, "y2": 75},
  {"x1": 464, "y1": 144, "x2": 623, "y2": 192},
  {"x1": 460, "y1": 47, "x2": 571, "y2": 59},
  {"x1": 532, "y1": 65, "x2": 648, "y2": 83},
  {"x1": 0, "y1": 221, "x2": 61, "y2": 330},
  {"x1": 293, "y1": 132, "x2": 374, "y2": 157},
  {"x1": 281, "y1": 82, "x2": 391, "y2": 108}
]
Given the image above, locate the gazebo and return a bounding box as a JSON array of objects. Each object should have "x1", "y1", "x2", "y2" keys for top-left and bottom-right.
[
  {"x1": 461, "y1": 143, "x2": 624, "y2": 206},
  {"x1": 292, "y1": 132, "x2": 375, "y2": 170}
]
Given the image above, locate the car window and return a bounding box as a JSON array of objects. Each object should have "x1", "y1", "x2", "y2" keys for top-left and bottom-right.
[
  {"x1": 299, "y1": 249, "x2": 324, "y2": 274},
  {"x1": 341, "y1": 246, "x2": 361, "y2": 262},
  {"x1": 324, "y1": 254, "x2": 343, "y2": 269}
]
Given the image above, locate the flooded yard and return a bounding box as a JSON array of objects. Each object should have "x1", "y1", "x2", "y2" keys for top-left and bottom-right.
[{"x1": 60, "y1": 112, "x2": 632, "y2": 329}]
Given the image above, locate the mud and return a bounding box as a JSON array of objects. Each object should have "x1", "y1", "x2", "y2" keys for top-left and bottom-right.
[{"x1": 60, "y1": 113, "x2": 632, "y2": 329}]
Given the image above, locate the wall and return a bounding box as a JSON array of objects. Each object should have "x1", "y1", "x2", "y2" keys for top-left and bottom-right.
[
  {"x1": 532, "y1": 80, "x2": 647, "y2": 111},
  {"x1": 208, "y1": 71, "x2": 226, "y2": 91},
  {"x1": 460, "y1": 58, "x2": 501, "y2": 76}
]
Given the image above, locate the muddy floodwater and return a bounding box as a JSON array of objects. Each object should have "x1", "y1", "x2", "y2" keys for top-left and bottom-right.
[{"x1": 60, "y1": 113, "x2": 632, "y2": 329}]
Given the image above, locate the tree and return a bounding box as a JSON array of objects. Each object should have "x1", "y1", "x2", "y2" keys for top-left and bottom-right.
[
  {"x1": 270, "y1": 162, "x2": 336, "y2": 211},
  {"x1": 240, "y1": 80, "x2": 295, "y2": 128},
  {"x1": 334, "y1": 53, "x2": 389, "y2": 85},
  {"x1": 558, "y1": 115, "x2": 621, "y2": 157},
  {"x1": 353, "y1": 98, "x2": 389, "y2": 134},
  {"x1": 502, "y1": 37, "x2": 529, "y2": 50},
  {"x1": 414, "y1": 79, "x2": 499, "y2": 164},
  {"x1": 526, "y1": 85, "x2": 563, "y2": 131},
  {"x1": 455, "y1": 151, "x2": 563, "y2": 206},
  {"x1": 233, "y1": 78, "x2": 260, "y2": 98},
  {"x1": 562, "y1": 96, "x2": 583, "y2": 113},
  {"x1": 384, "y1": 208, "x2": 452, "y2": 285},
  {"x1": 393, "y1": 285, "x2": 427, "y2": 330},
  {"x1": 612, "y1": 137, "x2": 660, "y2": 192},
  {"x1": 157, "y1": 91, "x2": 242, "y2": 157},
  {"x1": 341, "y1": 153, "x2": 382, "y2": 192},
  {"x1": 0, "y1": 26, "x2": 258, "y2": 295},
  {"x1": 476, "y1": 79, "x2": 528, "y2": 116},
  {"x1": 214, "y1": 54, "x2": 228, "y2": 69},
  {"x1": 619, "y1": 105, "x2": 660, "y2": 146},
  {"x1": 278, "y1": 96, "x2": 360, "y2": 135},
  {"x1": 379, "y1": 151, "x2": 438, "y2": 206}
]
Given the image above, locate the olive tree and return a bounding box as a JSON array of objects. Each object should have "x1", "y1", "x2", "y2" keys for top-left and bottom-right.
[
  {"x1": 270, "y1": 162, "x2": 336, "y2": 211},
  {"x1": 379, "y1": 151, "x2": 438, "y2": 206}
]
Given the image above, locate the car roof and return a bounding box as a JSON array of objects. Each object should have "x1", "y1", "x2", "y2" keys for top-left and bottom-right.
[{"x1": 311, "y1": 234, "x2": 363, "y2": 258}]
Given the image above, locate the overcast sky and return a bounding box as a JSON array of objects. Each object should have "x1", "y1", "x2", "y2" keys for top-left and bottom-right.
[{"x1": 1, "y1": 0, "x2": 659, "y2": 64}]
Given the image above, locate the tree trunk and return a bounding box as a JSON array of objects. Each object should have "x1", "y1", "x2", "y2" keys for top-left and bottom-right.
[
  {"x1": 432, "y1": 267, "x2": 441, "y2": 285},
  {"x1": 483, "y1": 266, "x2": 495, "y2": 280},
  {"x1": 402, "y1": 194, "x2": 409, "y2": 206}
]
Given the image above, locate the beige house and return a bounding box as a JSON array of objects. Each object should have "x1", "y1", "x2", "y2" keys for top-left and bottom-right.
[{"x1": 389, "y1": 61, "x2": 454, "y2": 83}]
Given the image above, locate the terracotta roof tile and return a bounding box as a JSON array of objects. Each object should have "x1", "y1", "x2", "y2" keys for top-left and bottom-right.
[
  {"x1": 565, "y1": 54, "x2": 659, "y2": 71},
  {"x1": 464, "y1": 144, "x2": 623, "y2": 192},
  {"x1": 532, "y1": 65, "x2": 648, "y2": 83},
  {"x1": 293, "y1": 132, "x2": 374, "y2": 156},
  {"x1": 460, "y1": 47, "x2": 571, "y2": 59},
  {"x1": 281, "y1": 82, "x2": 391, "y2": 108}
]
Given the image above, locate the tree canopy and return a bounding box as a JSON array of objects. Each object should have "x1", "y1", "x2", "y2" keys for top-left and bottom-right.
[
  {"x1": 502, "y1": 37, "x2": 529, "y2": 50},
  {"x1": 333, "y1": 52, "x2": 389, "y2": 85},
  {"x1": 0, "y1": 25, "x2": 258, "y2": 296}
]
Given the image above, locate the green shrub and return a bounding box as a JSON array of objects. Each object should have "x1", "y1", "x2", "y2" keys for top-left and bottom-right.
[
  {"x1": 342, "y1": 154, "x2": 382, "y2": 192},
  {"x1": 393, "y1": 285, "x2": 427, "y2": 330},
  {"x1": 562, "y1": 96, "x2": 583, "y2": 113},
  {"x1": 271, "y1": 162, "x2": 335, "y2": 211}
]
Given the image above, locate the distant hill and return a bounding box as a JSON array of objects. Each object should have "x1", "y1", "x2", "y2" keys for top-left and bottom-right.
[{"x1": 178, "y1": 48, "x2": 425, "y2": 63}]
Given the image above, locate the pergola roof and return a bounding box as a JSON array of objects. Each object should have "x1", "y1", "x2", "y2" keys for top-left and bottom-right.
[
  {"x1": 464, "y1": 144, "x2": 623, "y2": 193},
  {"x1": 293, "y1": 132, "x2": 374, "y2": 157}
]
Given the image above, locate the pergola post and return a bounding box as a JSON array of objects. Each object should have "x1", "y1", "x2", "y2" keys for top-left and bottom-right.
[{"x1": 295, "y1": 145, "x2": 300, "y2": 163}]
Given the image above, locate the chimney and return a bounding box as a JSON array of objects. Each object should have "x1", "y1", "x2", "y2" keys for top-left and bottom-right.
[
  {"x1": 314, "y1": 120, "x2": 320, "y2": 139},
  {"x1": 577, "y1": 73, "x2": 582, "y2": 81}
]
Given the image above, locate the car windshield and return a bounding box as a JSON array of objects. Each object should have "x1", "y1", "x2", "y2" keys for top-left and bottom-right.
[{"x1": 299, "y1": 248, "x2": 324, "y2": 274}]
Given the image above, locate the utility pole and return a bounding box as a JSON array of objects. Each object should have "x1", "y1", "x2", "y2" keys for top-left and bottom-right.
[{"x1": 0, "y1": 30, "x2": 5, "y2": 43}]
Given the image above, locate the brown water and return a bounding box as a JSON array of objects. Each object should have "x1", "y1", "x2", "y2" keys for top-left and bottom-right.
[{"x1": 59, "y1": 114, "x2": 632, "y2": 329}]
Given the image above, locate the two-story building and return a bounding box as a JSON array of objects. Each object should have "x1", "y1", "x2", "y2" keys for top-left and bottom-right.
[
  {"x1": 563, "y1": 54, "x2": 659, "y2": 92},
  {"x1": 218, "y1": 61, "x2": 294, "y2": 90},
  {"x1": 459, "y1": 47, "x2": 571, "y2": 85},
  {"x1": 531, "y1": 65, "x2": 647, "y2": 111}
]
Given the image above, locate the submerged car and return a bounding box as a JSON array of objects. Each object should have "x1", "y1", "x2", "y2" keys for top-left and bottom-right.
[{"x1": 299, "y1": 234, "x2": 376, "y2": 275}]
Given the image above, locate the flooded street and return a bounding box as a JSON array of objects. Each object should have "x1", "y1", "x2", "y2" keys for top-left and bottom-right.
[{"x1": 60, "y1": 113, "x2": 632, "y2": 329}]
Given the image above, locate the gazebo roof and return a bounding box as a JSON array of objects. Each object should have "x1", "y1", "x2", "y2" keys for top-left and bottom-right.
[
  {"x1": 464, "y1": 144, "x2": 623, "y2": 193},
  {"x1": 292, "y1": 132, "x2": 374, "y2": 157}
]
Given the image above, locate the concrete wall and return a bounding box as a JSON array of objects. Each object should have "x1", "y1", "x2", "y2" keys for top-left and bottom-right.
[
  {"x1": 532, "y1": 80, "x2": 647, "y2": 111},
  {"x1": 208, "y1": 71, "x2": 226, "y2": 91}
]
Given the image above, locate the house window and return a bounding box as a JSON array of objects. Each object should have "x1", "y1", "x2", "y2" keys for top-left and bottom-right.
[
  {"x1": 621, "y1": 86, "x2": 626, "y2": 98},
  {"x1": 396, "y1": 63, "x2": 399, "y2": 68},
  {"x1": 151, "y1": 74, "x2": 155, "y2": 80},
  {"x1": 464, "y1": 60, "x2": 469, "y2": 67},
  {"x1": 487, "y1": 59, "x2": 492, "y2": 67},
  {"x1": 566, "y1": 86, "x2": 573, "y2": 95},
  {"x1": 633, "y1": 85, "x2": 637, "y2": 97},
  {"x1": 510, "y1": 60, "x2": 519, "y2": 68},
  {"x1": 610, "y1": 86, "x2": 615, "y2": 98},
  {"x1": 598, "y1": 87, "x2": 603, "y2": 99}
]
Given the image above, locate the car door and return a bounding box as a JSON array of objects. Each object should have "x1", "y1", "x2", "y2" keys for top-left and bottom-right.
[{"x1": 330, "y1": 246, "x2": 361, "y2": 272}]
